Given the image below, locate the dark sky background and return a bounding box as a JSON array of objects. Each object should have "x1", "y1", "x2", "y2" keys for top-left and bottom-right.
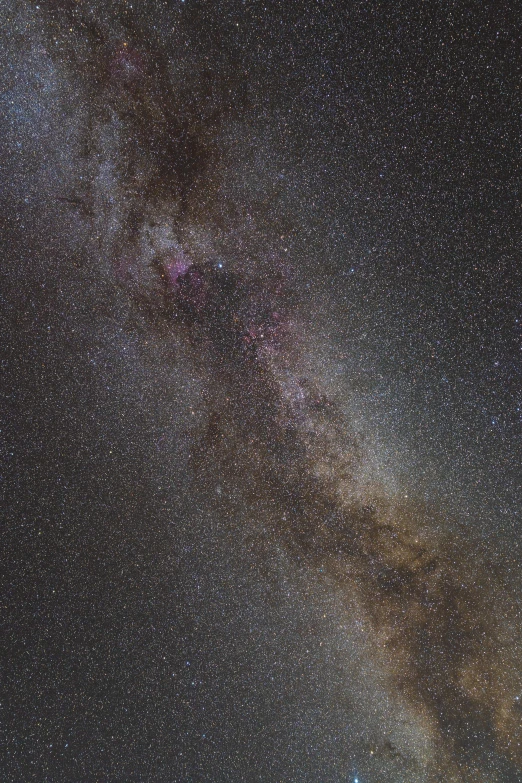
[{"x1": 2, "y1": 2, "x2": 522, "y2": 782}]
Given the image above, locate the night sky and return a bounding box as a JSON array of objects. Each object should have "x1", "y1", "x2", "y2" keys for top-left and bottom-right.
[{"x1": 2, "y1": 1, "x2": 522, "y2": 781}]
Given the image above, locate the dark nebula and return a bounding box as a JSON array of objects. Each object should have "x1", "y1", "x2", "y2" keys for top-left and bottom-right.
[{"x1": 2, "y1": 2, "x2": 522, "y2": 782}]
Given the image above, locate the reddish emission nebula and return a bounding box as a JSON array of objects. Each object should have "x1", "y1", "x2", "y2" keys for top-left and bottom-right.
[{"x1": 3, "y1": 2, "x2": 522, "y2": 782}]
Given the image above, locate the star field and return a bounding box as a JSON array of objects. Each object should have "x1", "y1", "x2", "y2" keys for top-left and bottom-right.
[{"x1": 2, "y1": 2, "x2": 522, "y2": 781}]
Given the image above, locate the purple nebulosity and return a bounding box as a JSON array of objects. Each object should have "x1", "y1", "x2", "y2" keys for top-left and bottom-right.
[
  {"x1": 154, "y1": 255, "x2": 295, "y2": 362},
  {"x1": 175, "y1": 264, "x2": 211, "y2": 317},
  {"x1": 109, "y1": 44, "x2": 147, "y2": 85},
  {"x1": 164, "y1": 253, "x2": 193, "y2": 289}
]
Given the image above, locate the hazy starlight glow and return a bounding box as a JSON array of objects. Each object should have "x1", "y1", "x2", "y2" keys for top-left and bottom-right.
[{"x1": 3, "y1": 2, "x2": 522, "y2": 782}]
